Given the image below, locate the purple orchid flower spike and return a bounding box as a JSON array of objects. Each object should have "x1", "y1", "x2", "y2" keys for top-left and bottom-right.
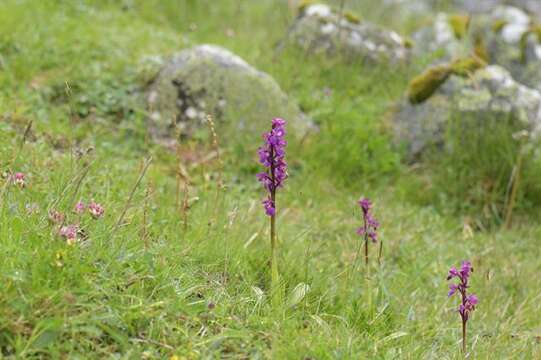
[
  {"x1": 357, "y1": 197, "x2": 379, "y2": 265},
  {"x1": 257, "y1": 118, "x2": 288, "y2": 306},
  {"x1": 257, "y1": 118, "x2": 288, "y2": 217},
  {"x1": 447, "y1": 260, "x2": 478, "y2": 354}
]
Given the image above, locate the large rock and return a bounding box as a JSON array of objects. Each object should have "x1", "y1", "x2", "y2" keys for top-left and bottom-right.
[
  {"x1": 392, "y1": 65, "x2": 541, "y2": 158},
  {"x1": 147, "y1": 45, "x2": 309, "y2": 142},
  {"x1": 287, "y1": 3, "x2": 410, "y2": 63}
]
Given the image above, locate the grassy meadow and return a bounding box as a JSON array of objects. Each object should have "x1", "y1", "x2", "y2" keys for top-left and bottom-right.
[{"x1": 1, "y1": 0, "x2": 540, "y2": 358}]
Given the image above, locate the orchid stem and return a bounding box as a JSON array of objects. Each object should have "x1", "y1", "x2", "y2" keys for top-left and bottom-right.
[{"x1": 462, "y1": 319, "x2": 467, "y2": 354}]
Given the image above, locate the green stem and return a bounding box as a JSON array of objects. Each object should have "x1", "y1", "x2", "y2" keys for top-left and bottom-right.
[
  {"x1": 462, "y1": 319, "x2": 467, "y2": 354},
  {"x1": 270, "y1": 213, "x2": 280, "y2": 306},
  {"x1": 504, "y1": 148, "x2": 524, "y2": 229},
  {"x1": 269, "y1": 145, "x2": 280, "y2": 307}
]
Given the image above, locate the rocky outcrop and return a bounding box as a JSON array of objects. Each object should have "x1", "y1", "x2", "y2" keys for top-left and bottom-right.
[{"x1": 287, "y1": 3, "x2": 411, "y2": 63}]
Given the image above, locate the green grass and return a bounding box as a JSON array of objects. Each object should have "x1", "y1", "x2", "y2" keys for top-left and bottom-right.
[{"x1": 1, "y1": 0, "x2": 541, "y2": 358}]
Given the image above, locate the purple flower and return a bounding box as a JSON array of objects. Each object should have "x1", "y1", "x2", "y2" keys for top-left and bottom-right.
[
  {"x1": 357, "y1": 197, "x2": 379, "y2": 243},
  {"x1": 88, "y1": 201, "x2": 104, "y2": 219},
  {"x1": 12, "y1": 172, "x2": 26, "y2": 188},
  {"x1": 358, "y1": 198, "x2": 372, "y2": 214},
  {"x1": 74, "y1": 200, "x2": 86, "y2": 214},
  {"x1": 257, "y1": 118, "x2": 288, "y2": 217},
  {"x1": 448, "y1": 284, "x2": 458, "y2": 297},
  {"x1": 447, "y1": 267, "x2": 460, "y2": 280},
  {"x1": 59, "y1": 224, "x2": 79, "y2": 245},
  {"x1": 262, "y1": 197, "x2": 275, "y2": 216},
  {"x1": 447, "y1": 259, "x2": 478, "y2": 351}
]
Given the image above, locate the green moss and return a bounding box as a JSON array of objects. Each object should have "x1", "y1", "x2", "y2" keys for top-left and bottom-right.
[
  {"x1": 407, "y1": 56, "x2": 486, "y2": 104},
  {"x1": 448, "y1": 14, "x2": 470, "y2": 40},
  {"x1": 407, "y1": 64, "x2": 452, "y2": 104},
  {"x1": 343, "y1": 11, "x2": 361, "y2": 24},
  {"x1": 492, "y1": 19, "x2": 508, "y2": 33},
  {"x1": 450, "y1": 55, "x2": 486, "y2": 76},
  {"x1": 403, "y1": 37, "x2": 414, "y2": 49},
  {"x1": 474, "y1": 35, "x2": 489, "y2": 63}
]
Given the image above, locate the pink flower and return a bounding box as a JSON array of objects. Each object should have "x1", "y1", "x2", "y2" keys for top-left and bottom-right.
[
  {"x1": 262, "y1": 197, "x2": 275, "y2": 216},
  {"x1": 74, "y1": 200, "x2": 86, "y2": 214},
  {"x1": 13, "y1": 172, "x2": 25, "y2": 188},
  {"x1": 88, "y1": 201, "x2": 104, "y2": 219},
  {"x1": 257, "y1": 118, "x2": 288, "y2": 217},
  {"x1": 48, "y1": 209, "x2": 65, "y2": 224},
  {"x1": 59, "y1": 224, "x2": 78, "y2": 245},
  {"x1": 357, "y1": 198, "x2": 379, "y2": 243}
]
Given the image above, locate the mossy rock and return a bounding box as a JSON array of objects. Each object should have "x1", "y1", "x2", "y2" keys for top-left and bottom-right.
[
  {"x1": 395, "y1": 65, "x2": 541, "y2": 159},
  {"x1": 146, "y1": 45, "x2": 310, "y2": 143}
]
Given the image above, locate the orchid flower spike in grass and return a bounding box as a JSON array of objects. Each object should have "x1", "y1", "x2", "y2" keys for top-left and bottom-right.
[
  {"x1": 447, "y1": 260, "x2": 478, "y2": 354},
  {"x1": 356, "y1": 197, "x2": 379, "y2": 265},
  {"x1": 257, "y1": 118, "x2": 288, "y2": 305}
]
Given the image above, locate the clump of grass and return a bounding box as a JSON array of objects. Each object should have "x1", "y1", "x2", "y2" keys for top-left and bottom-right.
[{"x1": 421, "y1": 112, "x2": 541, "y2": 226}]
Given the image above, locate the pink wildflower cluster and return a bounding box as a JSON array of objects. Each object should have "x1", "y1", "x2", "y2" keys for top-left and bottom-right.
[
  {"x1": 59, "y1": 224, "x2": 79, "y2": 245},
  {"x1": 48, "y1": 200, "x2": 104, "y2": 245},
  {"x1": 74, "y1": 200, "x2": 104, "y2": 219}
]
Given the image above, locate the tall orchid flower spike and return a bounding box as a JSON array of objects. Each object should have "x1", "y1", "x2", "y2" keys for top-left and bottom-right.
[
  {"x1": 447, "y1": 260, "x2": 478, "y2": 354},
  {"x1": 356, "y1": 197, "x2": 379, "y2": 265},
  {"x1": 257, "y1": 118, "x2": 288, "y2": 306}
]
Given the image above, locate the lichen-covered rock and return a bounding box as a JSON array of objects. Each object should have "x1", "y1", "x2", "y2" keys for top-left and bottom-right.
[
  {"x1": 147, "y1": 45, "x2": 310, "y2": 142},
  {"x1": 287, "y1": 3, "x2": 410, "y2": 63},
  {"x1": 393, "y1": 65, "x2": 541, "y2": 158}
]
